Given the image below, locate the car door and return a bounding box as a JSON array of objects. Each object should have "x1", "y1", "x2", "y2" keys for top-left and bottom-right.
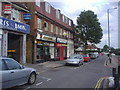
[{"x1": 2, "y1": 58, "x2": 27, "y2": 88}]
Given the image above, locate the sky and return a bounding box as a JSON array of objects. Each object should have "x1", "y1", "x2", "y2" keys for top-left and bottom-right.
[{"x1": 45, "y1": 0, "x2": 119, "y2": 49}]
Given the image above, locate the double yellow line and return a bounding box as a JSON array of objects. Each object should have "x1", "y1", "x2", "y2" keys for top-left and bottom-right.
[{"x1": 94, "y1": 77, "x2": 107, "y2": 90}]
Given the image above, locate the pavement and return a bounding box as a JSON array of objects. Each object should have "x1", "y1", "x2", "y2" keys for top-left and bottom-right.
[
  {"x1": 104, "y1": 55, "x2": 119, "y2": 68},
  {"x1": 23, "y1": 60, "x2": 66, "y2": 74}
]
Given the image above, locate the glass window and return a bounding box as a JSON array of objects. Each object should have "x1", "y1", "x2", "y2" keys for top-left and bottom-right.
[
  {"x1": 11, "y1": 9, "x2": 20, "y2": 22},
  {"x1": 60, "y1": 28, "x2": 62, "y2": 35},
  {"x1": 62, "y1": 15, "x2": 65, "y2": 22},
  {"x1": 56, "y1": 26, "x2": 59, "y2": 34},
  {"x1": 0, "y1": 60, "x2": 7, "y2": 70},
  {"x1": 45, "y1": 2, "x2": 51, "y2": 13},
  {"x1": 36, "y1": 0, "x2": 40, "y2": 7},
  {"x1": 50, "y1": 24, "x2": 54, "y2": 32},
  {"x1": 3, "y1": 59, "x2": 21, "y2": 70},
  {"x1": 37, "y1": 18, "x2": 41, "y2": 29},
  {"x1": 69, "y1": 20, "x2": 72, "y2": 26},
  {"x1": 56, "y1": 10, "x2": 60, "y2": 19},
  {"x1": 44, "y1": 21, "x2": 48, "y2": 31},
  {"x1": 36, "y1": 45, "x2": 44, "y2": 59}
]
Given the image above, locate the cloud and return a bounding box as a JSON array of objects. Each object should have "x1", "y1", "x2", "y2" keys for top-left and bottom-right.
[{"x1": 45, "y1": 0, "x2": 119, "y2": 48}]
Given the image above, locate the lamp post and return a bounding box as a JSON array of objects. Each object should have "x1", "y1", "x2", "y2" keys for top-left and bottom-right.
[
  {"x1": 107, "y1": 7, "x2": 119, "y2": 89},
  {"x1": 107, "y1": 7, "x2": 117, "y2": 49}
]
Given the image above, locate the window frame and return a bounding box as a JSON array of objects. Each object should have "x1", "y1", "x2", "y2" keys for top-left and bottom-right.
[
  {"x1": 35, "y1": 0, "x2": 40, "y2": 7},
  {"x1": 45, "y1": 2, "x2": 51, "y2": 14}
]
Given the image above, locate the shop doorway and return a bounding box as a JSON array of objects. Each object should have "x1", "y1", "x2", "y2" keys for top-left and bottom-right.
[{"x1": 8, "y1": 33, "x2": 23, "y2": 62}]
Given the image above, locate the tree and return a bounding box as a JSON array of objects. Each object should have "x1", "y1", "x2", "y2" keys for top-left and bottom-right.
[
  {"x1": 102, "y1": 45, "x2": 109, "y2": 52},
  {"x1": 77, "y1": 10, "x2": 103, "y2": 46}
]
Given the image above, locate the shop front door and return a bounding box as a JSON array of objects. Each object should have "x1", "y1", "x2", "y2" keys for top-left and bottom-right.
[{"x1": 60, "y1": 47, "x2": 64, "y2": 61}]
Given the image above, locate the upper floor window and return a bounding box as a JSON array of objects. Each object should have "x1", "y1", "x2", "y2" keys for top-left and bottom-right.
[
  {"x1": 45, "y1": 2, "x2": 51, "y2": 13},
  {"x1": 60, "y1": 28, "x2": 62, "y2": 35},
  {"x1": 37, "y1": 18, "x2": 41, "y2": 29},
  {"x1": 62, "y1": 15, "x2": 65, "y2": 22},
  {"x1": 11, "y1": 9, "x2": 20, "y2": 22},
  {"x1": 65, "y1": 17, "x2": 68, "y2": 24},
  {"x1": 69, "y1": 20, "x2": 72, "y2": 26},
  {"x1": 56, "y1": 26, "x2": 59, "y2": 34},
  {"x1": 50, "y1": 24, "x2": 54, "y2": 32},
  {"x1": 56, "y1": 9, "x2": 60, "y2": 19},
  {"x1": 44, "y1": 21, "x2": 48, "y2": 31},
  {"x1": 35, "y1": 0, "x2": 40, "y2": 7}
]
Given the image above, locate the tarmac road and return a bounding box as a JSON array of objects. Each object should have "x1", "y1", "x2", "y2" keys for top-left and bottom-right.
[{"x1": 9, "y1": 55, "x2": 112, "y2": 89}]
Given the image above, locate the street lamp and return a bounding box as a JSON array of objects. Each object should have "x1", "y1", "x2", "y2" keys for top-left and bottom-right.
[{"x1": 107, "y1": 7, "x2": 117, "y2": 49}]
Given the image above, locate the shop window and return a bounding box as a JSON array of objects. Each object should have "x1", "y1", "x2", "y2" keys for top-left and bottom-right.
[
  {"x1": 36, "y1": 45, "x2": 44, "y2": 60},
  {"x1": 45, "y1": 2, "x2": 51, "y2": 14},
  {"x1": 11, "y1": 9, "x2": 20, "y2": 22},
  {"x1": 35, "y1": 0, "x2": 40, "y2": 7},
  {"x1": 55, "y1": 48, "x2": 59, "y2": 57},
  {"x1": 64, "y1": 48, "x2": 67, "y2": 58}
]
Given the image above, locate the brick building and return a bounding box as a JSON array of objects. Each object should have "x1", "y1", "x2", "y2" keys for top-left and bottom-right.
[
  {"x1": 0, "y1": 1, "x2": 30, "y2": 64},
  {"x1": 26, "y1": 1, "x2": 74, "y2": 63}
]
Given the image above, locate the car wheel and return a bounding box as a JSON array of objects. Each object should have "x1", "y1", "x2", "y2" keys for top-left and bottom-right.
[{"x1": 28, "y1": 72, "x2": 36, "y2": 85}]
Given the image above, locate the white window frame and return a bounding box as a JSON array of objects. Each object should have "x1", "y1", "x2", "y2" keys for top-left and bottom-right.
[
  {"x1": 50, "y1": 24, "x2": 54, "y2": 32},
  {"x1": 37, "y1": 18, "x2": 41, "y2": 29},
  {"x1": 11, "y1": 9, "x2": 20, "y2": 22},
  {"x1": 35, "y1": 0, "x2": 40, "y2": 7},
  {"x1": 62, "y1": 15, "x2": 65, "y2": 22},
  {"x1": 44, "y1": 21, "x2": 48, "y2": 31},
  {"x1": 56, "y1": 26, "x2": 59, "y2": 34},
  {"x1": 56, "y1": 10, "x2": 60, "y2": 19},
  {"x1": 69, "y1": 19, "x2": 72, "y2": 26},
  {"x1": 60, "y1": 28, "x2": 62, "y2": 35},
  {"x1": 45, "y1": 2, "x2": 51, "y2": 14}
]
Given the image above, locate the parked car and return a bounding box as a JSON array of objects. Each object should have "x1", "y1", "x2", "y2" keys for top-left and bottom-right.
[
  {"x1": 89, "y1": 52, "x2": 99, "y2": 59},
  {"x1": 83, "y1": 54, "x2": 91, "y2": 62},
  {"x1": 65, "y1": 54, "x2": 84, "y2": 66},
  {"x1": 0, "y1": 57, "x2": 37, "y2": 89}
]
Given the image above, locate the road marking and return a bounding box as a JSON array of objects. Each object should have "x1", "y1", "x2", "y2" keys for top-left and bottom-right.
[
  {"x1": 36, "y1": 82, "x2": 43, "y2": 86},
  {"x1": 47, "y1": 78, "x2": 52, "y2": 81},
  {"x1": 23, "y1": 87, "x2": 31, "y2": 90},
  {"x1": 94, "y1": 77, "x2": 107, "y2": 90}
]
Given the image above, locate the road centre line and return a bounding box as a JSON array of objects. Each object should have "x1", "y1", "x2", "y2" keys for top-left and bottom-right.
[{"x1": 36, "y1": 82, "x2": 43, "y2": 86}]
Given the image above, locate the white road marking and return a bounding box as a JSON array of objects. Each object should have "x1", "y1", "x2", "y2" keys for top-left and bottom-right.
[
  {"x1": 23, "y1": 87, "x2": 31, "y2": 90},
  {"x1": 36, "y1": 82, "x2": 43, "y2": 86},
  {"x1": 47, "y1": 78, "x2": 52, "y2": 81}
]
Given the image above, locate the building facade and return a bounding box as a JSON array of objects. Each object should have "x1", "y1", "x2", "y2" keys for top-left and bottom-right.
[
  {"x1": 26, "y1": 1, "x2": 74, "y2": 63},
  {"x1": 118, "y1": 1, "x2": 120, "y2": 48},
  {"x1": 0, "y1": 1, "x2": 30, "y2": 64}
]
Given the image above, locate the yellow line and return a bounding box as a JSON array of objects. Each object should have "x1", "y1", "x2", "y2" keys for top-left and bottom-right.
[{"x1": 94, "y1": 77, "x2": 106, "y2": 90}]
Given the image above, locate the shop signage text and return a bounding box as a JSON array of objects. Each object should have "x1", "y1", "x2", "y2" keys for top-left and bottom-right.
[
  {"x1": 23, "y1": 13, "x2": 32, "y2": 20},
  {"x1": 0, "y1": 17, "x2": 30, "y2": 34},
  {"x1": 56, "y1": 43, "x2": 67, "y2": 47},
  {"x1": 57, "y1": 38, "x2": 67, "y2": 43}
]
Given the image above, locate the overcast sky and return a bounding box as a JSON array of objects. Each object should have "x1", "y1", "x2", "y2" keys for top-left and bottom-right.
[{"x1": 45, "y1": 0, "x2": 119, "y2": 49}]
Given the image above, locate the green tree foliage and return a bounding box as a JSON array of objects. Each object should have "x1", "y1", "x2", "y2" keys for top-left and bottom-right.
[
  {"x1": 102, "y1": 45, "x2": 109, "y2": 52},
  {"x1": 77, "y1": 10, "x2": 103, "y2": 45}
]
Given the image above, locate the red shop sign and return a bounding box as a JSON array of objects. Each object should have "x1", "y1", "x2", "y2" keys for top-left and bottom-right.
[
  {"x1": 56, "y1": 43, "x2": 62, "y2": 47},
  {"x1": 4, "y1": 4, "x2": 12, "y2": 14}
]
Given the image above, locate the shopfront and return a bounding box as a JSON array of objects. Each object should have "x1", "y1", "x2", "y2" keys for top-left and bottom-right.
[
  {"x1": 36, "y1": 33, "x2": 56, "y2": 62},
  {"x1": 0, "y1": 17, "x2": 30, "y2": 63},
  {"x1": 56, "y1": 38, "x2": 68, "y2": 61}
]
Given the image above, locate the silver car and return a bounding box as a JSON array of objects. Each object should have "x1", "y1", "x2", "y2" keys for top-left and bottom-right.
[
  {"x1": 0, "y1": 57, "x2": 37, "y2": 89},
  {"x1": 65, "y1": 54, "x2": 84, "y2": 66}
]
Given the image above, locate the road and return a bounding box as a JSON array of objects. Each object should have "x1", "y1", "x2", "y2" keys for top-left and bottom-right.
[{"x1": 10, "y1": 55, "x2": 112, "y2": 89}]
